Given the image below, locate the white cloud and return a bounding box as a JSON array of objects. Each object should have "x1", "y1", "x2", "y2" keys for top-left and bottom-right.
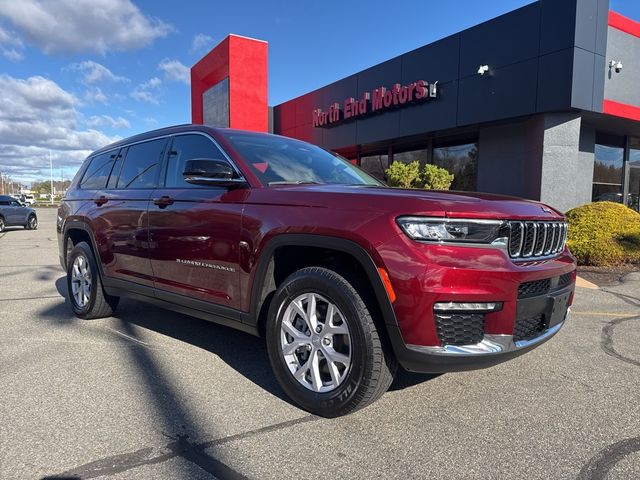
[
  {"x1": 190, "y1": 33, "x2": 214, "y2": 54},
  {"x1": 84, "y1": 87, "x2": 109, "y2": 105},
  {"x1": 158, "y1": 58, "x2": 190, "y2": 85},
  {"x1": 87, "y1": 115, "x2": 130, "y2": 130},
  {"x1": 70, "y1": 60, "x2": 129, "y2": 85},
  {"x1": 0, "y1": 24, "x2": 24, "y2": 60},
  {"x1": 130, "y1": 76, "x2": 162, "y2": 104},
  {"x1": 0, "y1": 0, "x2": 172, "y2": 55},
  {"x1": 0, "y1": 74, "x2": 118, "y2": 183}
]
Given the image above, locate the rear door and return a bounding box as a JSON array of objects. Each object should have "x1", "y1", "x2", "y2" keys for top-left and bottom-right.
[
  {"x1": 147, "y1": 133, "x2": 245, "y2": 309},
  {"x1": 89, "y1": 138, "x2": 167, "y2": 288}
]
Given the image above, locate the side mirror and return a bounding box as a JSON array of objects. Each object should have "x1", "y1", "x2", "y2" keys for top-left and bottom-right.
[{"x1": 182, "y1": 159, "x2": 246, "y2": 187}]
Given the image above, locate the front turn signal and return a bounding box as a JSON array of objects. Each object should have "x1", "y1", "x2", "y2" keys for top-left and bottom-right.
[{"x1": 377, "y1": 267, "x2": 396, "y2": 303}]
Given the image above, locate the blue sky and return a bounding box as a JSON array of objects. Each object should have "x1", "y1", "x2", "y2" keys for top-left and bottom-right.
[{"x1": 0, "y1": 0, "x2": 638, "y2": 186}]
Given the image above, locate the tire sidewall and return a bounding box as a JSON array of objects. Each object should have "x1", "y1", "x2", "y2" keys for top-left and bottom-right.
[
  {"x1": 66, "y1": 242, "x2": 99, "y2": 318},
  {"x1": 0, "y1": 217, "x2": 4, "y2": 232},
  {"x1": 28, "y1": 215, "x2": 37, "y2": 230},
  {"x1": 266, "y1": 269, "x2": 374, "y2": 416}
]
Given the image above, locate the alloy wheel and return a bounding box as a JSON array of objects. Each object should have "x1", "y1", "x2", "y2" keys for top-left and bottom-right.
[
  {"x1": 29, "y1": 216, "x2": 37, "y2": 229},
  {"x1": 280, "y1": 292, "x2": 352, "y2": 393},
  {"x1": 70, "y1": 254, "x2": 92, "y2": 308}
]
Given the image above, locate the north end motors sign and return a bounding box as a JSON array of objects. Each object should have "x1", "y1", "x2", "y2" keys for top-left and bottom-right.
[{"x1": 312, "y1": 80, "x2": 438, "y2": 128}]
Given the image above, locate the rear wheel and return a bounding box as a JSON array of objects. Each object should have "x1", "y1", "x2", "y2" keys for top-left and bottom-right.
[
  {"x1": 266, "y1": 267, "x2": 396, "y2": 417},
  {"x1": 25, "y1": 214, "x2": 37, "y2": 230},
  {"x1": 66, "y1": 241, "x2": 119, "y2": 319}
]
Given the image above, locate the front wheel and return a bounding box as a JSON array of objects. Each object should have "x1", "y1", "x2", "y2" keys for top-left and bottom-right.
[
  {"x1": 25, "y1": 214, "x2": 37, "y2": 230},
  {"x1": 0, "y1": 217, "x2": 4, "y2": 232},
  {"x1": 266, "y1": 267, "x2": 396, "y2": 417},
  {"x1": 66, "y1": 241, "x2": 119, "y2": 319}
]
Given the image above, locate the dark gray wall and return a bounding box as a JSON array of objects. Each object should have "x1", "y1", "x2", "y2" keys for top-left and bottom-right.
[
  {"x1": 273, "y1": 0, "x2": 611, "y2": 151},
  {"x1": 604, "y1": 26, "x2": 640, "y2": 106},
  {"x1": 478, "y1": 113, "x2": 596, "y2": 212}
]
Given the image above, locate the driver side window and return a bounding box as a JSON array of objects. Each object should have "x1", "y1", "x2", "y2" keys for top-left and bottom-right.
[{"x1": 165, "y1": 134, "x2": 229, "y2": 188}]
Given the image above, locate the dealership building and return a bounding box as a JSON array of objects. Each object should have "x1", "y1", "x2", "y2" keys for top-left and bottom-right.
[{"x1": 191, "y1": 0, "x2": 640, "y2": 213}]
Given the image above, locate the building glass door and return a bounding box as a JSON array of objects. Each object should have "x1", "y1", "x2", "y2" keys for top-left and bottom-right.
[{"x1": 628, "y1": 138, "x2": 640, "y2": 212}]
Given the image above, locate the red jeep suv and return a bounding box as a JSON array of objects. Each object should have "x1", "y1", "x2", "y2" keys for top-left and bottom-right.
[{"x1": 57, "y1": 125, "x2": 576, "y2": 417}]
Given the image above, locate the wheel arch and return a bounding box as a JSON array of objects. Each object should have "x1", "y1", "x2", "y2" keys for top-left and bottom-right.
[
  {"x1": 250, "y1": 234, "x2": 398, "y2": 339},
  {"x1": 62, "y1": 221, "x2": 102, "y2": 273}
]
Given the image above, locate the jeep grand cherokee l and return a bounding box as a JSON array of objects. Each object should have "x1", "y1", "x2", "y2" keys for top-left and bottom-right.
[{"x1": 57, "y1": 125, "x2": 576, "y2": 417}]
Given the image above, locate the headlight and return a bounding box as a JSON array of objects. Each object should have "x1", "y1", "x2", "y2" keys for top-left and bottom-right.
[{"x1": 396, "y1": 216, "x2": 508, "y2": 244}]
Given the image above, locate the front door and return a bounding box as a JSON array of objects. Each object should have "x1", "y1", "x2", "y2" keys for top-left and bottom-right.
[{"x1": 147, "y1": 133, "x2": 245, "y2": 309}]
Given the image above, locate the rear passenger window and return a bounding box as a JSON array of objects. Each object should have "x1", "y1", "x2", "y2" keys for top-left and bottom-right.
[
  {"x1": 80, "y1": 151, "x2": 118, "y2": 190},
  {"x1": 107, "y1": 150, "x2": 125, "y2": 189},
  {"x1": 164, "y1": 134, "x2": 229, "y2": 188},
  {"x1": 117, "y1": 139, "x2": 166, "y2": 189}
]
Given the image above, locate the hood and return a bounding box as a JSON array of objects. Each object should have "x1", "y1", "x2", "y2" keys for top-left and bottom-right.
[{"x1": 249, "y1": 184, "x2": 565, "y2": 221}]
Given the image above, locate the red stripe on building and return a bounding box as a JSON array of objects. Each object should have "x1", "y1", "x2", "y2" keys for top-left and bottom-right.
[
  {"x1": 608, "y1": 10, "x2": 640, "y2": 38},
  {"x1": 603, "y1": 99, "x2": 640, "y2": 121}
]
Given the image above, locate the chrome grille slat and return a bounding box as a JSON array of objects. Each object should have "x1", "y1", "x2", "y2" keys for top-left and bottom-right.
[{"x1": 507, "y1": 221, "x2": 567, "y2": 260}]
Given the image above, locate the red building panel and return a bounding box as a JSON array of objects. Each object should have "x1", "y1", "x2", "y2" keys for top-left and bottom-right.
[{"x1": 191, "y1": 34, "x2": 268, "y2": 132}]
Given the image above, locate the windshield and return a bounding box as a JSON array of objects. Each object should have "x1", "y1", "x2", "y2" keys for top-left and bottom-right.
[{"x1": 220, "y1": 131, "x2": 383, "y2": 187}]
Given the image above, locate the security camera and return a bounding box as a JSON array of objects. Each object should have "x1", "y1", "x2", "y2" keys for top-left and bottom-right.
[
  {"x1": 477, "y1": 65, "x2": 489, "y2": 75},
  {"x1": 609, "y1": 60, "x2": 623, "y2": 73}
]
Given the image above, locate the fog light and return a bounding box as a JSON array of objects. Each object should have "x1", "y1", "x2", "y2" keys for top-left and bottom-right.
[{"x1": 433, "y1": 302, "x2": 503, "y2": 312}]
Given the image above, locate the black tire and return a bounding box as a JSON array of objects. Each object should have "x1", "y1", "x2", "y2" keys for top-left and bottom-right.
[
  {"x1": 266, "y1": 267, "x2": 396, "y2": 417},
  {"x1": 25, "y1": 214, "x2": 37, "y2": 230},
  {"x1": 66, "y1": 241, "x2": 119, "y2": 319},
  {"x1": 0, "y1": 216, "x2": 4, "y2": 232}
]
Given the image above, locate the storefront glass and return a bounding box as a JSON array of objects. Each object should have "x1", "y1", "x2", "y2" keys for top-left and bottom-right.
[
  {"x1": 359, "y1": 154, "x2": 389, "y2": 181},
  {"x1": 393, "y1": 148, "x2": 429, "y2": 164},
  {"x1": 628, "y1": 138, "x2": 640, "y2": 212},
  {"x1": 433, "y1": 142, "x2": 478, "y2": 191},
  {"x1": 592, "y1": 143, "x2": 624, "y2": 203}
]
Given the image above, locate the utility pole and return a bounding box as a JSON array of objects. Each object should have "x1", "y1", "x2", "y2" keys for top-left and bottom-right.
[{"x1": 49, "y1": 151, "x2": 54, "y2": 205}]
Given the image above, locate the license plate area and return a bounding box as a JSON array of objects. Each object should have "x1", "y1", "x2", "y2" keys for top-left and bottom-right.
[
  {"x1": 516, "y1": 288, "x2": 572, "y2": 333},
  {"x1": 548, "y1": 291, "x2": 571, "y2": 327}
]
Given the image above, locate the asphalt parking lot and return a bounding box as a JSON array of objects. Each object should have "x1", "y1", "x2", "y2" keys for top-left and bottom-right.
[{"x1": 1, "y1": 208, "x2": 639, "y2": 480}]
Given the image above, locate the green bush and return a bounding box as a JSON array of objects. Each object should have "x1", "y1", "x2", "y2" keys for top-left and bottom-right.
[
  {"x1": 565, "y1": 202, "x2": 640, "y2": 266},
  {"x1": 385, "y1": 160, "x2": 421, "y2": 188},
  {"x1": 422, "y1": 164, "x2": 454, "y2": 190},
  {"x1": 385, "y1": 161, "x2": 454, "y2": 190}
]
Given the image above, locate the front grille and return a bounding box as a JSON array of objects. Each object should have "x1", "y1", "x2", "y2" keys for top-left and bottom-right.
[
  {"x1": 514, "y1": 314, "x2": 547, "y2": 342},
  {"x1": 435, "y1": 313, "x2": 484, "y2": 346},
  {"x1": 518, "y1": 279, "x2": 552, "y2": 298},
  {"x1": 508, "y1": 221, "x2": 567, "y2": 260}
]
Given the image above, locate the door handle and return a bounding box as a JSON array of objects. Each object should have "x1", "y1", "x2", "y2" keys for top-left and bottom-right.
[
  {"x1": 94, "y1": 196, "x2": 108, "y2": 206},
  {"x1": 153, "y1": 196, "x2": 174, "y2": 208}
]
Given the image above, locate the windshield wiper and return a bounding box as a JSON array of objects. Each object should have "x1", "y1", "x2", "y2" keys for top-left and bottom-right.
[{"x1": 268, "y1": 181, "x2": 323, "y2": 185}]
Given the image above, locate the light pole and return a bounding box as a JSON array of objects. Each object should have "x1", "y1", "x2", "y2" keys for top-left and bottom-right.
[{"x1": 49, "y1": 151, "x2": 54, "y2": 205}]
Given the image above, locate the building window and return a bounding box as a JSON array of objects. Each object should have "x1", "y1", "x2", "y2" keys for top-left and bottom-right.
[
  {"x1": 360, "y1": 154, "x2": 389, "y2": 181},
  {"x1": 432, "y1": 142, "x2": 478, "y2": 191},
  {"x1": 592, "y1": 142, "x2": 624, "y2": 204},
  {"x1": 628, "y1": 138, "x2": 640, "y2": 212},
  {"x1": 393, "y1": 148, "x2": 429, "y2": 165}
]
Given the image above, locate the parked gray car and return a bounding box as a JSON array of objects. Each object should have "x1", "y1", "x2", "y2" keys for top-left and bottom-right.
[{"x1": 0, "y1": 195, "x2": 38, "y2": 232}]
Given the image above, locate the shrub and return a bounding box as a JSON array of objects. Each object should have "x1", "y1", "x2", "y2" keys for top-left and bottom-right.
[
  {"x1": 565, "y1": 201, "x2": 640, "y2": 266},
  {"x1": 385, "y1": 161, "x2": 454, "y2": 190},
  {"x1": 385, "y1": 160, "x2": 421, "y2": 188},
  {"x1": 422, "y1": 164, "x2": 454, "y2": 190}
]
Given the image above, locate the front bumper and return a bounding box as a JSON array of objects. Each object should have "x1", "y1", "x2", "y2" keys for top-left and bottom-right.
[{"x1": 379, "y1": 236, "x2": 576, "y2": 373}]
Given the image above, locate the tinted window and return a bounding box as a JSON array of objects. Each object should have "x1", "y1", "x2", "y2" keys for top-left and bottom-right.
[
  {"x1": 117, "y1": 138, "x2": 166, "y2": 189},
  {"x1": 107, "y1": 149, "x2": 125, "y2": 189},
  {"x1": 80, "y1": 151, "x2": 118, "y2": 190},
  {"x1": 0, "y1": 196, "x2": 10, "y2": 205},
  {"x1": 592, "y1": 143, "x2": 624, "y2": 203},
  {"x1": 165, "y1": 134, "x2": 228, "y2": 188}
]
